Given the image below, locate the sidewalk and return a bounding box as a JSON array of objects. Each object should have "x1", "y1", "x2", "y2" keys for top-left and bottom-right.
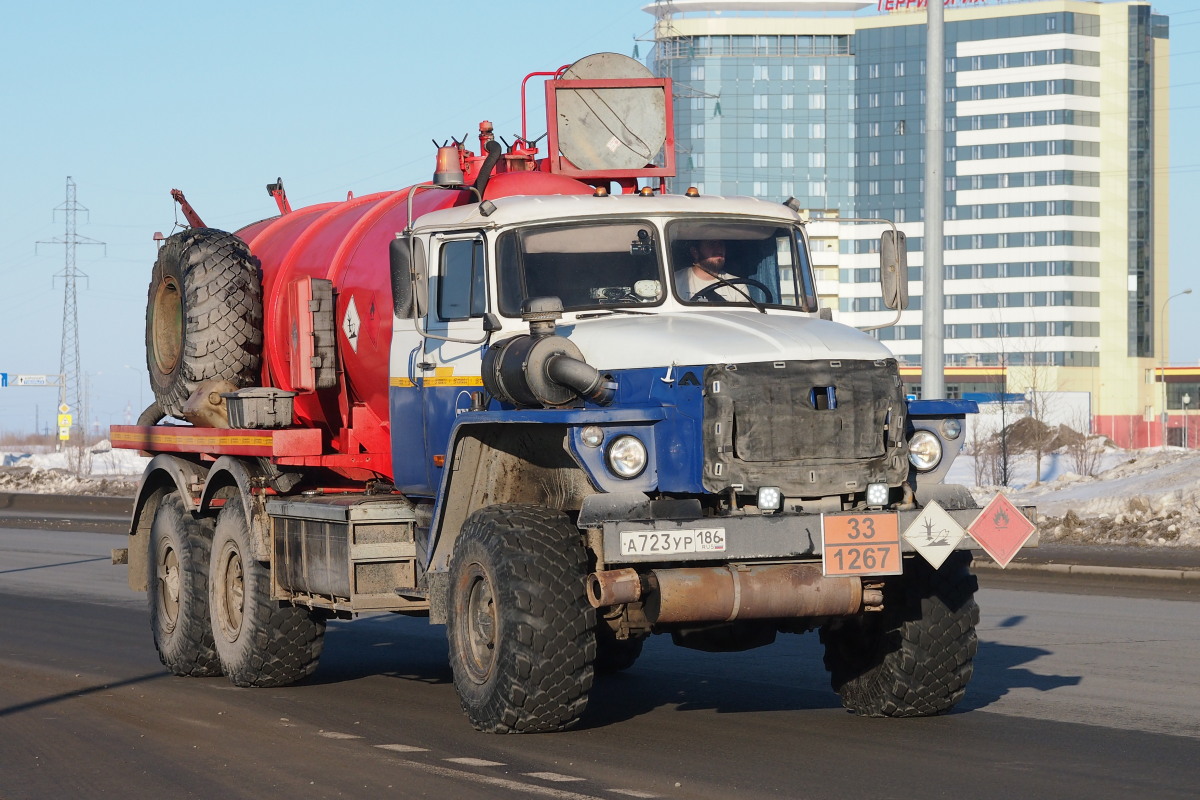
[{"x1": 975, "y1": 543, "x2": 1200, "y2": 581}]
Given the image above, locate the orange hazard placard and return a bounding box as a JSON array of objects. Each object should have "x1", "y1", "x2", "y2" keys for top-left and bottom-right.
[{"x1": 822, "y1": 512, "x2": 903, "y2": 577}]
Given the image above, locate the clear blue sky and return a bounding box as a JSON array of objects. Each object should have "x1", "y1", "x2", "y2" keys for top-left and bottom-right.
[{"x1": 1, "y1": 1, "x2": 1197, "y2": 436}]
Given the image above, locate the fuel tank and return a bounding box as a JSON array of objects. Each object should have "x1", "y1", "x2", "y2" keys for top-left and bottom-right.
[{"x1": 232, "y1": 170, "x2": 592, "y2": 478}]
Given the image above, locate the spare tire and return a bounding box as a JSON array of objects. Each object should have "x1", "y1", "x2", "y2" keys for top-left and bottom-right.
[{"x1": 146, "y1": 228, "x2": 263, "y2": 418}]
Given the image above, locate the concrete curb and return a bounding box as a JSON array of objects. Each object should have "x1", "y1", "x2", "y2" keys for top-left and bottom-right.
[{"x1": 974, "y1": 560, "x2": 1200, "y2": 581}]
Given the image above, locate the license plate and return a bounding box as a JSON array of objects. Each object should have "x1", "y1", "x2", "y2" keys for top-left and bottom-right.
[
  {"x1": 620, "y1": 528, "x2": 726, "y2": 556},
  {"x1": 822, "y1": 512, "x2": 903, "y2": 577}
]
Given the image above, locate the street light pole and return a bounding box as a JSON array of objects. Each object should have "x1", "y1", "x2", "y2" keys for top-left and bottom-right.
[
  {"x1": 1184, "y1": 393, "x2": 1192, "y2": 449},
  {"x1": 1159, "y1": 288, "x2": 1192, "y2": 449}
]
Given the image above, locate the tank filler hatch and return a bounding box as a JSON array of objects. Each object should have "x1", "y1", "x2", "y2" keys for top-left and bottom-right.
[{"x1": 544, "y1": 53, "x2": 675, "y2": 181}]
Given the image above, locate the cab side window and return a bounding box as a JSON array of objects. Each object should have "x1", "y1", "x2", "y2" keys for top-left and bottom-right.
[{"x1": 437, "y1": 238, "x2": 487, "y2": 321}]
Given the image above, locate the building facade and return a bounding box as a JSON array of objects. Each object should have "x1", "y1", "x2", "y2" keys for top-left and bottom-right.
[{"x1": 648, "y1": 0, "x2": 1175, "y2": 446}]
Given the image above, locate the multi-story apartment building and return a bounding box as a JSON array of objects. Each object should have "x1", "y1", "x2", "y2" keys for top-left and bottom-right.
[{"x1": 649, "y1": 0, "x2": 1182, "y2": 446}]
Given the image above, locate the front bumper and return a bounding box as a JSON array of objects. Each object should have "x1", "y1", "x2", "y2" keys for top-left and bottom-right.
[{"x1": 596, "y1": 505, "x2": 1036, "y2": 566}]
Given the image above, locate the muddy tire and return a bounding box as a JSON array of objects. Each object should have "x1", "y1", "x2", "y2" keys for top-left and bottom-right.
[
  {"x1": 148, "y1": 493, "x2": 222, "y2": 677},
  {"x1": 821, "y1": 551, "x2": 979, "y2": 717},
  {"x1": 447, "y1": 504, "x2": 596, "y2": 733},
  {"x1": 146, "y1": 228, "x2": 262, "y2": 418},
  {"x1": 209, "y1": 498, "x2": 325, "y2": 687}
]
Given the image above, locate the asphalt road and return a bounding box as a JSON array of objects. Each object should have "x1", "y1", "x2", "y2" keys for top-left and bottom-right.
[{"x1": 2, "y1": 520, "x2": 1199, "y2": 799}]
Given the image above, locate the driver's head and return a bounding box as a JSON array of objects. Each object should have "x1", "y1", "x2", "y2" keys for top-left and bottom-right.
[{"x1": 690, "y1": 240, "x2": 726, "y2": 276}]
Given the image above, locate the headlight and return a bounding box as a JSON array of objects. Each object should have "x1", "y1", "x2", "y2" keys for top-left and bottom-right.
[
  {"x1": 941, "y1": 418, "x2": 963, "y2": 440},
  {"x1": 606, "y1": 435, "x2": 647, "y2": 479},
  {"x1": 908, "y1": 430, "x2": 943, "y2": 472}
]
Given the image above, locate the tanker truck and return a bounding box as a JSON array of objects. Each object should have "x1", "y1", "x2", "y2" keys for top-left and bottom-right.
[{"x1": 111, "y1": 53, "x2": 1036, "y2": 733}]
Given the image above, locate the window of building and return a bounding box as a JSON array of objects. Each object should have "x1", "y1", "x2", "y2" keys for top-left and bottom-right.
[
  {"x1": 810, "y1": 64, "x2": 825, "y2": 81},
  {"x1": 691, "y1": 66, "x2": 704, "y2": 81},
  {"x1": 754, "y1": 94, "x2": 769, "y2": 110},
  {"x1": 754, "y1": 64, "x2": 769, "y2": 81},
  {"x1": 809, "y1": 94, "x2": 826, "y2": 110},
  {"x1": 782, "y1": 152, "x2": 795, "y2": 168},
  {"x1": 895, "y1": 62, "x2": 905, "y2": 77},
  {"x1": 894, "y1": 91, "x2": 905, "y2": 106},
  {"x1": 754, "y1": 152, "x2": 768, "y2": 168},
  {"x1": 782, "y1": 94, "x2": 794, "y2": 110},
  {"x1": 806, "y1": 123, "x2": 822, "y2": 138},
  {"x1": 782, "y1": 65, "x2": 795, "y2": 81},
  {"x1": 895, "y1": 150, "x2": 905, "y2": 165},
  {"x1": 753, "y1": 122, "x2": 768, "y2": 138},
  {"x1": 808, "y1": 152, "x2": 825, "y2": 168},
  {"x1": 809, "y1": 181, "x2": 826, "y2": 196},
  {"x1": 691, "y1": 124, "x2": 705, "y2": 139}
]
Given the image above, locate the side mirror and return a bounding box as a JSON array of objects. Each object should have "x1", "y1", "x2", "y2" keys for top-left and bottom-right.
[
  {"x1": 389, "y1": 236, "x2": 427, "y2": 319},
  {"x1": 880, "y1": 229, "x2": 909, "y2": 310}
]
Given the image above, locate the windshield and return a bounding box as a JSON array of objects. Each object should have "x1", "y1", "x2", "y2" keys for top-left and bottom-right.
[
  {"x1": 497, "y1": 222, "x2": 665, "y2": 315},
  {"x1": 667, "y1": 220, "x2": 817, "y2": 310}
]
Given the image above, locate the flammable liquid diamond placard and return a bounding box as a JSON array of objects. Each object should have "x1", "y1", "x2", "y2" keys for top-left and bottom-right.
[{"x1": 967, "y1": 494, "x2": 1036, "y2": 568}]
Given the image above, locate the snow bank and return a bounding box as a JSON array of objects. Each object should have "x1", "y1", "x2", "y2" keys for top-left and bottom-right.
[{"x1": 0, "y1": 440, "x2": 147, "y2": 496}]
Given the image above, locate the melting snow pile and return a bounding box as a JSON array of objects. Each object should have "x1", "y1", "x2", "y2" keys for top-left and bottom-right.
[
  {"x1": 953, "y1": 448, "x2": 1200, "y2": 548},
  {"x1": 0, "y1": 441, "x2": 147, "y2": 496}
]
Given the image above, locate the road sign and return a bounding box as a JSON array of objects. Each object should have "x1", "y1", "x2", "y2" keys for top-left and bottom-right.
[
  {"x1": 58, "y1": 414, "x2": 73, "y2": 427},
  {"x1": 16, "y1": 375, "x2": 48, "y2": 386},
  {"x1": 58, "y1": 426, "x2": 71, "y2": 441},
  {"x1": 967, "y1": 494, "x2": 1036, "y2": 568},
  {"x1": 902, "y1": 500, "x2": 966, "y2": 569},
  {"x1": 59, "y1": 403, "x2": 70, "y2": 414},
  {"x1": 0, "y1": 372, "x2": 7, "y2": 387}
]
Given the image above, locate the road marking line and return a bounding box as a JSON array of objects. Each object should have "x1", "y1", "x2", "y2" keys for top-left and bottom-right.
[
  {"x1": 525, "y1": 772, "x2": 586, "y2": 782},
  {"x1": 445, "y1": 757, "x2": 505, "y2": 767},
  {"x1": 376, "y1": 744, "x2": 430, "y2": 753},
  {"x1": 391, "y1": 758, "x2": 613, "y2": 800},
  {"x1": 609, "y1": 791, "x2": 661, "y2": 798},
  {"x1": 317, "y1": 731, "x2": 362, "y2": 740}
]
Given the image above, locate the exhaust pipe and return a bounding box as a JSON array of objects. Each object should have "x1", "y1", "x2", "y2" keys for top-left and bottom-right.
[{"x1": 588, "y1": 563, "x2": 878, "y2": 624}]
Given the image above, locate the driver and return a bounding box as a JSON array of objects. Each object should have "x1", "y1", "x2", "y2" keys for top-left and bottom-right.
[{"x1": 674, "y1": 240, "x2": 742, "y2": 302}]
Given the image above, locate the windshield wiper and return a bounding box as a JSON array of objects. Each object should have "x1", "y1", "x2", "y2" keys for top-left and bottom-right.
[{"x1": 575, "y1": 308, "x2": 655, "y2": 320}]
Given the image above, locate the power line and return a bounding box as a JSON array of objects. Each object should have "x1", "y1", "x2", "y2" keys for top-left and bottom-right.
[{"x1": 36, "y1": 177, "x2": 104, "y2": 443}]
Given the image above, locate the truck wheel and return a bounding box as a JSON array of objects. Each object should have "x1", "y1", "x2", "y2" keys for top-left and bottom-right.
[
  {"x1": 148, "y1": 493, "x2": 222, "y2": 677},
  {"x1": 447, "y1": 504, "x2": 596, "y2": 733},
  {"x1": 209, "y1": 498, "x2": 325, "y2": 687},
  {"x1": 820, "y1": 551, "x2": 979, "y2": 717},
  {"x1": 146, "y1": 228, "x2": 262, "y2": 419},
  {"x1": 595, "y1": 625, "x2": 644, "y2": 674}
]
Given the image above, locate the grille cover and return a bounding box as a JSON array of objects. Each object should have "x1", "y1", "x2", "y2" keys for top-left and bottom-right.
[{"x1": 702, "y1": 359, "x2": 908, "y2": 496}]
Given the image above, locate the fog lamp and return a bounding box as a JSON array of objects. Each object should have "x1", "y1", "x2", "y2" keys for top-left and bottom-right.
[
  {"x1": 866, "y1": 482, "x2": 889, "y2": 508},
  {"x1": 941, "y1": 418, "x2": 963, "y2": 440},
  {"x1": 757, "y1": 486, "x2": 782, "y2": 511}
]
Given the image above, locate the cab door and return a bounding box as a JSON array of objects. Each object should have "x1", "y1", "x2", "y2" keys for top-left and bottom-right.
[
  {"x1": 390, "y1": 232, "x2": 491, "y2": 495},
  {"x1": 419, "y1": 233, "x2": 491, "y2": 489}
]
